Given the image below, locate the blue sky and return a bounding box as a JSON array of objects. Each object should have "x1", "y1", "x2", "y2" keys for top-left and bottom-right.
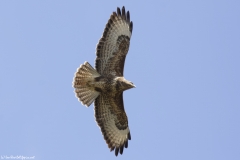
[{"x1": 1, "y1": 0, "x2": 240, "y2": 160}]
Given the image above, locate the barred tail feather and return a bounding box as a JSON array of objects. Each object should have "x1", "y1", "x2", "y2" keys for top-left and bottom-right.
[
  {"x1": 74, "y1": 88, "x2": 100, "y2": 107},
  {"x1": 73, "y1": 61, "x2": 100, "y2": 107}
]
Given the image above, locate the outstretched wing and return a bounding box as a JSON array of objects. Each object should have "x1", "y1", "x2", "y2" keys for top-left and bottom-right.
[
  {"x1": 94, "y1": 92, "x2": 131, "y2": 156},
  {"x1": 95, "y1": 6, "x2": 133, "y2": 76}
]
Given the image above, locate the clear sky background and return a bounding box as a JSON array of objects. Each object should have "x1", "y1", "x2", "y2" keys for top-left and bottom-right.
[{"x1": 1, "y1": 0, "x2": 240, "y2": 160}]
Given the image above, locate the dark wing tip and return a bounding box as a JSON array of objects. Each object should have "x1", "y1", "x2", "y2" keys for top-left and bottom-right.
[
  {"x1": 120, "y1": 145, "x2": 124, "y2": 155},
  {"x1": 117, "y1": 7, "x2": 121, "y2": 16},
  {"x1": 110, "y1": 146, "x2": 115, "y2": 152},
  {"x1": 122, "y1": 6, "x2": 126, "y2": 20},
  {"x1": 130, "y1": 21, "x2": 133, "y2": 33},
  {"x1": 127, "y1": 11, "x2": 130, "y2": 23},
  {"x1": 118, "y1": 6, "x2": 133, "y2": 33},
  {"x1": 108, "y1": 138, "x2": 130, "y2": 156},
  {"x1": 108, "y1": 139, "x2": 130, "y2": 156},
  {"x1": 125, "y1": 140, "x2": 128, "y2": 148},
  {"x1": 128, "y1": 132, "x2": 131, "y2": 140},
  {"x1": 112, "y1": 11, "x2": 117, "y2": 17},
  {"x1": 115, "y1": 147, "x2": 119, "y2": 156}
]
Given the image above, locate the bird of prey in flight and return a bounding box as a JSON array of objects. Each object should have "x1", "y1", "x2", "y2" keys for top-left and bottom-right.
[{"x1": 73, "y1": 6, "x2": 134, "y2": 156}]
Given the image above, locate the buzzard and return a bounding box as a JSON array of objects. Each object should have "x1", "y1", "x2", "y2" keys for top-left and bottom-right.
[{"x1": 73, "y1": 6, "x2": 134, "y2": 156}]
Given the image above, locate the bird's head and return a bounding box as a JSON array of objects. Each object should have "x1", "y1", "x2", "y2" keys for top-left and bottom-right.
[{"x1": 117, "y1": 77, "x2": 135, "y2": 91}]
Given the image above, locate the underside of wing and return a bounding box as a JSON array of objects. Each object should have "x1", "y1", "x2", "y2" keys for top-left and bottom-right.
[
  {"x1": 95, "y1": 6, "x2": 133, "y2": 76},
  {"x1": 94, "y1": 93, "x2": 131, "y2": 156}
]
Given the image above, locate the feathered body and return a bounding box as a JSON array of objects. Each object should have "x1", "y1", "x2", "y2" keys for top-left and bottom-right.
[{"x1": 73, "y1": 6, "x2": 134, "y2": 156}]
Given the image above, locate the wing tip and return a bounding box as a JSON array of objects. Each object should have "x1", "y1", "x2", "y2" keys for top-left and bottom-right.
[
  {"x1": 117, "y1": 7, "x2": 121, "y2": 16},
  {"x1": 115, "y1": 147, "x2": 119, "y2": 156},
  {"x1": 122, "y1": 6, "x2": 126, "y2": 20},
  {"x1": 113, "y1": 6, "x2": 133, "y2": 27},
  {"x1": 108, "y1": 132, "x2": 131, "y2": 156},
  {"x1": 128, "y1": 131, "x2": 131, "y2": 140},
  {"x1": 103, "y1": 131, "x2": 131, "y2": 156},
  {"x1": 130, "y1": 21, "x2": 133, "y2": 33}
]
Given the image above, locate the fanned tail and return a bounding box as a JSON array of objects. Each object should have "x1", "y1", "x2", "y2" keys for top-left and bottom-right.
[{"x1": 73, "y1": 61, "x2": 101, "y2": 107}]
